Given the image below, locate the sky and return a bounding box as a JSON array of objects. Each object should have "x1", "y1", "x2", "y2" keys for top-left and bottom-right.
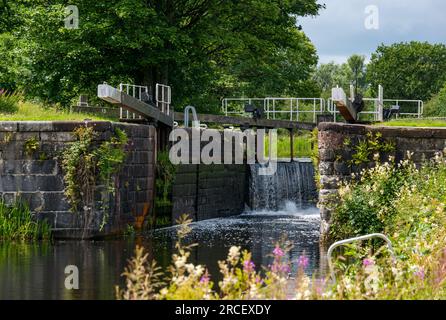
[{"x1": 299, "y1": 0, "x2": 446, "y2": 64}]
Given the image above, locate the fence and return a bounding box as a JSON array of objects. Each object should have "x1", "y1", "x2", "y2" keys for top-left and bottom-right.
[
  {"x1": 222, "y1": 97, "x2": 326, "y2": 123},
  {"x1": 327, "y1": 98, "x2": 423, "y2": 122}
]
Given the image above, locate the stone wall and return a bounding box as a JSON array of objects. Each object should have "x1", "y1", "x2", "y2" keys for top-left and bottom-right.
[
  {"x1": 172, "y1": 164, "x2": 247, "y2": 222},
  {"x1": 318, "y1": 122, "x2": 446, "y2": 239},
  {"x1": 0, "y1": 121, "x2": 156, "y2": 239}
]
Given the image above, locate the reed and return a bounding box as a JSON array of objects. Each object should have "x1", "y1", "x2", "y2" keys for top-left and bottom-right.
[{"x1": 0, "y1": 201, "x2": 51, "y2": 241}]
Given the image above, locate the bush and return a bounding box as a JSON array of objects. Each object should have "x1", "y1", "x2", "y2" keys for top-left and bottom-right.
[
  {"x1": 424, "y1": 82, "x2": 446, "y2": 117},
  {"x1": 0, "y1": 90, "x2": 20, "y2": 113},
  {"x1": 330, "y1": 158, "x2": 413, "y2": 240},
  {"x1": 327, "y1": 155, "x2": 446, "y2": 299}
]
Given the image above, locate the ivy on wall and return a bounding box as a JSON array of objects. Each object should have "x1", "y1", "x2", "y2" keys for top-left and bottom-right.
[{"x1": 61, "y1": 126, "x2": 128, "y2": 232}]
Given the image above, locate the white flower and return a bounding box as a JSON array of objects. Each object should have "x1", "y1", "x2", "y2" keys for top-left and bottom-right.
[
  {"x1": 160, "y1": 288, "x2": 168, "y2": 296},
  {"x1": 228, "y1": 246, "x2": 241, "y2": 262},
  {"x1": 174, "y1": 256, "x2": 187, "y2": 269},
  {"x1": 185, "y1": 263, "x2": 195, "y2": 274}
]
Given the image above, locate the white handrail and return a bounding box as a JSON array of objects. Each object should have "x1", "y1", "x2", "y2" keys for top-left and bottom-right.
[
  {"x1": 327, "y1": 233, "x2": 396, "y2": 281},
  {"x1": 222, "y1": 97, "x2": 325, "y2": 123}
]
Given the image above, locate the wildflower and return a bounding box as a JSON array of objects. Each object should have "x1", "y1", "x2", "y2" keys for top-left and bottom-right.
[
  {"x1": 363, "y1": 258, "x2": 374, "y2": 267},
  {"x1": 200, "y1": 272, "x2": 210, "y2": 284},
  {"x1": 228, "y1": 246, "x2": 240, "y2": 262},
  {"x1": 414, "y1": 268, "x2": 425, "y2": 281},
  {"x1": 174, "y1": 256, "x2": 187, "y2": 269},
  {"x1": 297, "y1": 255, "x2": 309, "y2": 269},
  {"x1": 185, "y1": 263, "x2": 195, "y2": 274},
  {"x1": 159, "y1": 288, "x2": 168, "y2": 296},
  {"x1": 243, "y1": 260, "x2": 255, "y2": 273},
  {"x1": 273, "y1": 246, "x2": 284, "y2": 257}
]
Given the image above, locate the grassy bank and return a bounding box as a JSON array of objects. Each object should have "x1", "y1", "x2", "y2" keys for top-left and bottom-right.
[
  {"x1": 379, "y1": 118, "x2": 446, "y2": 127},
  {"x1": 0, "y1": 94, "x2": 112, "y2": 121},
  {"x1": 264, "y1": 129, "x2": 315, "y2": 158}
]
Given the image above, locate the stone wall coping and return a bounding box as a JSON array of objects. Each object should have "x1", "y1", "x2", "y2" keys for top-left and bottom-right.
[
  {"x1": 0, "y1": 121, "x2": 152, "y2": 132},
  {"x1": 318, "y1": 122, "x2": 446, "y2": 139}
]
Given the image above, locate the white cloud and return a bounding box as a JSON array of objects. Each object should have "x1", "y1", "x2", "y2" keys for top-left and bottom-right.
[{"x1": 300, "y1": 0, "x2": 446, "y2": 64}]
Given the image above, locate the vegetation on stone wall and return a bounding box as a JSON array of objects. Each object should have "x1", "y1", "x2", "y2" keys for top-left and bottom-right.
[
  {"x1": 0, "y1": 201, "x2": 51, "y2": 241},
  {"x1": 345, "y1": 132, "x2": 395, "y2": 166},
  {"x1": 61, "y1": 126, "x2": 128, "y2": 230}
]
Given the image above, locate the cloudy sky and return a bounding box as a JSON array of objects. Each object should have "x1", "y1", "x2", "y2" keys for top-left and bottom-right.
[{"x1": 299, "y1": 0, "x2": 446, "y2": 64}]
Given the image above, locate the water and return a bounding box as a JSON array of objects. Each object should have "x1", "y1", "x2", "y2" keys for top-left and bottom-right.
[
  {"x1": 249, "y1": 160, "x2": 318, "y2": 211},
  {"x1": 0, "y1": 205, "x2": 321, "y2": 300},
  {"x1": 0, "y1": 161, "x2": 322, "y2": 300}
]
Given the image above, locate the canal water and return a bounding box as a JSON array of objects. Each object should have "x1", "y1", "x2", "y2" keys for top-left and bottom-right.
[
  {"x1": 0, "y1": 203, "x2": 321, "y2": 300},
  {"x1": 0, "y1": 161, "x2": 322, "y2": 300}
]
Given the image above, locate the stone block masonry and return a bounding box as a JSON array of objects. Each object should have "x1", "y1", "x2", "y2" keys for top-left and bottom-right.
[
  {"x1": 318, "y1": 122, "x2": 446, "y2": 240},
  {"x1": 172, "y1": 163, "x2": 247, "y2": 223},
  {"x1": 0, "y1": 121, "x2": 156, "y2": 239}
]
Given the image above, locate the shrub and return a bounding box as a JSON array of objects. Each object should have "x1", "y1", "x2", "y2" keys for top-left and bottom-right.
[
  {"x1": 330, "y1": 157, "x2": 414, "y2": 240},
  {"x1": 424, "y1": 82, "x2": 446, "y2": 117},
  {"x1": 327, "y1": 155, "x2": 446, "y2": 299},
  {"x1": 0, "y1": 90, "x2": 20, "y2": 113}
]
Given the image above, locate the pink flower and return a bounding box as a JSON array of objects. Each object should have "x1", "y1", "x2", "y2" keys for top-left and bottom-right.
[
  {"x1": 363, "y1": 258, "x2": 374, "y2": 267},
  {"x1": 273, "y1": 246, "x2": 284, "y2": 257},
  {"x1": 414, "y1": 268, "x2": 425, "y2": 281},
  {"x1": 200, "y1": 272, "x2": 210, "y2": 284},
  {"x1": 243, "y1": 260, "x2": 255, "y2": 273},
  {"x1": 297, "y1": 255, "x2": 309, "y2": 269}
]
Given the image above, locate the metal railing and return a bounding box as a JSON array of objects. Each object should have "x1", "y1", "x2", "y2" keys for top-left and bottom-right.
[
  {"x1": 265, "y1": 98, "x2": 325, "y2": 122},
  {"x1": 222, "y1": 97, "x2": 325, "y2": 123},
  {"x1": 119, "y1": 84, "x2": 149, "y2": 119},
  {"x1": 156, "y1": 83, "x2": 172, "y2": 116},
  {"x1": 327, "y1": 233, "x2": 396, "y2": 281},
  {"x1": 222, "y1": 98, "x2": 266, "y2": 117},
  {"x1": 118, "y1": 83, "x2": 173, "y2": 119},
  {"x1": 328, "y1": 98, "x2": 424, "y2": 122}
]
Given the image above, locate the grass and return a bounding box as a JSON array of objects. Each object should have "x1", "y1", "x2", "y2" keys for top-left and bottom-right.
[
  {"x1": 0, "y1": 201, "x2": 51, "y2": 241},
  {"x1": 264, "y1": 130, "x2": 314, "y2": 158},
  {"x1": 378, "y1": 118, "x2": 446, "y2": 127},
  {"x1": 0, "y1": 100, "x2": 114, "y2": 121},
  {"x1": 0, "y1": 90, "x2": 20, "y2": 113}
]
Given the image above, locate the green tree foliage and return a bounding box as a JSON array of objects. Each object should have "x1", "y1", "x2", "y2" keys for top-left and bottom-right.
[
  {"x1": 424, "y1": 82, "x2": 446, "y2": 117},
  {"x1": 1, "y1": 0, "x2": 323, "y2": 112},
  {"x1": 367, "y1": 42, "x2": 446, "y2": 101},
  {"x1": 347, "y1": 54, "x2": 366, "y2": 94},
  {"x1": 312, "y1": 54, "x2": 367, "y2": 99}
]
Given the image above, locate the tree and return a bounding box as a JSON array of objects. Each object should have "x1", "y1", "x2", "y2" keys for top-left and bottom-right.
[
  {"x1": 367, "y1": 42, "x2": 446, "y2": 101},
  {"x1": 347, "y1": 54, "x2": 366, "y2": 94},
  {"x1": 7, "y1": 0, "x2": 323, "y2": 112},
  {"x1": 424, "y1": 82, "x2": 446, "y2": 117},
  {"x1": 312, "y1": 54, "x2": 367, "y2": 99}
]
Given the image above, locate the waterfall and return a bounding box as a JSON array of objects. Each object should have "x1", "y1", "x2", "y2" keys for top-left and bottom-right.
[{"x1": 248, "y1": 160, "x2": 318, "y2": 211}]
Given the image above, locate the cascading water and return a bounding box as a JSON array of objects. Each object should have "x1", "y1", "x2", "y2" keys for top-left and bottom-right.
[{"x1": 248, "y1": 160, "x2": 318, "y2": 211}]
